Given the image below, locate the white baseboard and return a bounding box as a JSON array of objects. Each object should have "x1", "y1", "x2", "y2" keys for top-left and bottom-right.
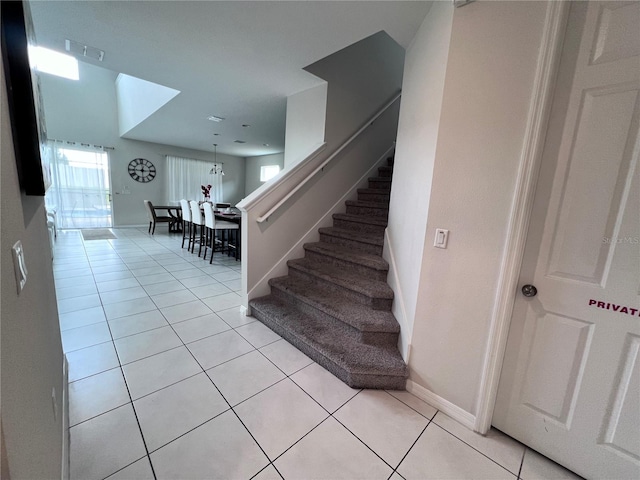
[
  {"x1": 383, "y1": 229, "x2": 411, "y2": 361},
  {"x1": 406, "y1": 380, "x2": 476, "y2": 430},
  {"x1": 61, "y1": 355, "x2": 69, "y2": 480},
  {"x1": 240, "y1": 304, "x2": 251, "y2": 317}
]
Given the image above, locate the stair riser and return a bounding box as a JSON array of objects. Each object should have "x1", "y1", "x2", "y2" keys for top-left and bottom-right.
[
  {"x1": 270, "y1": 286, "x2": 398, "y2": 346},
  {"x1": 346, "y1": 205, "x2": 389, "y2": 218},
  {"x1": 288, "y1": 267, "x2": 392, "y2": 311},
  {"x1": 387, "y1": 157, "x2": 394, "y2": 167},
  {"x1": 368, "y1": 180, "x2": 392, "y2": 190},
  {"x1": 304, "y1": 248, "x2": 388, "y2": 282},
  {"x1": 378, "y1": 167, "x2": 393, "y2": 178},
  {"x1": 250, "y1": 304, "x2": 405, "y2": 389},
  {"x1": 358, "y1": 192, "x2": 390, "y2": 203},
  {"x1": 333, "y1": 218, "x2": 387, "y2": 235},
  {"x1": 319, "y1": 232, "x2": 383, "y2": 256}
]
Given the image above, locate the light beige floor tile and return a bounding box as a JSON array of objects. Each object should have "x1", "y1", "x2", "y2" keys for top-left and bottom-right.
[
  {"x1": 91, "y1": 264, "x2": 130, "y2": 275},
  {"x1": 142, "y1": 280, "x2": 187, "y2": 296},
  {"x1": 108, "y1": 310, "x2": 169, "y2": 339},
  {"x1": 151, "y1": 289, "x2": 198, "y2": 309},
  {"x1": 275, "y1": 417, "x2": 392, "y2": 480},
  {"x1": 70, "y1": 403, "x2": 146, "y2": 480},
  {"x1": 222, "y1": 278, "x2": 241, "y2": 291},
  {"x1": 131, "y1": 266, "x2": 167, "y2": 277},
  {"x1": 235, "y1": 321, "x2": 281, "y2": 348},
  {"x1": 211, "y1": 270, "x2": 241, "y2": 282},
  {"x1": 387, "y1": 390, "x2": 437, "y2": 419},
  {"x1": 170, "y1": 268, "x2": 205, "y2": 280},
  {"x1": 171, "y1": 314, "x2": 231, "y2": 344},
  {"x1": 291, "y1": 363, "x2": 360, "y2": 413},
  {"x1": 188, "y1": 282, "x2": 233, "y2": 299},
  {"x1": 57, "y1": 294, "x2": 102, "y2": 315},
  {"x1": 134, "y1": 373, "x2": 229, "y2": 452},
  {"x1": 106, "y1": 457, "x2": 154, "y2": 480},
  {"x1": 56, "y1": 283, "x2": 98, "y2": 300},
  {"x1": 235, "y1": 379, "x2": 328, "y2": 460},
  {"x1": 334, "y1": 390, "x2": 429, "y2": 467},
  {"x1": 97, "y1": 277, "x2": 141, "y2": 293},
  {"x1": 93, "y1": 271, "x2": 135, "y2": 283},
  {"x1": 187, "y1": 330, "x2": 255, "y2": 370},
  {"x1": 100, "y1": 286, "x2": 150, "y2": 305},
  {"x1": 260, "y1": 339, "x2": 313, "y2": 375},
  {"x1": 114, "y1": 326, "x2": 182, "y2": 364},
  {"x1": 54, "y1": 267, "x2": 93, "y2": 279},
  {"x1": 207, "y1": 350, "x2": 285, "y2": 406},
  {"x1": 53, "y1": 274, "x2": 94, "y2": 289},
  {"x1": 67, "y1": 342, "x2": 120, "y2": 382},
  {"x1": 136, "y1": 272, "x2": 175, "y2": 286},
  {"x1": 202, "y1": 292, "x2": 242, "y2": 312},
  {"x1": 252, "y1": 465, "x2": 281, "y2": 480},
  {"x1": 59, "y1": 306, "x2": 106, "y2": 331},
  {"x1": 103, "y1": 297, "x2": 157, "y2": 320},
  {"x1": 433, "y1": 412, "x2": 524, "y2": 475},
  {"x1": 217, "y1": 307, "x2": 256, "y2": 328},
  {"x1": 160, "y1": 300, "x2": 212, "y2": 324},
  {"x1": 179, "y1": 275, "x2": 219, "y2": 289},
  {"x1": 150, "y1": 410, "x2": 269, "y2": 479},
  {"x1": 397, "y1": 424, "x2": 514, "y2": 479},
  {"x1": 122, "y1": 346, "x2": 202, "y2": 400},
  {"x1": 520, "y1": 448, "x2": 583, "y2": 480},
  {"x1": 69, "y1": 368, "x2": 130, "y2": 426},
  {"x1": 62, "y1": 321, "x2": 112, "y2": 352}
]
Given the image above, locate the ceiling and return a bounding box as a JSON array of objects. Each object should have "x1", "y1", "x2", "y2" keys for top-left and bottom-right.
[{"x1": 29, "y1": 1, "x2": 432, "y2": 157}]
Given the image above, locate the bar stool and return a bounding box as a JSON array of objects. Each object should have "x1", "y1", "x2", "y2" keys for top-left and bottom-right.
[
  {"x1": 179, "y1": 199, "x2": 192, "y2": 249},
  {"x1": 189, "y1": 200, "x2": 205, "y2": 256}
]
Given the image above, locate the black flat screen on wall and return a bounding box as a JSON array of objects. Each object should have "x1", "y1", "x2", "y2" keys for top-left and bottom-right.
[{"x1": 1, "y1": 0, "x2": 51, "y2": 196}]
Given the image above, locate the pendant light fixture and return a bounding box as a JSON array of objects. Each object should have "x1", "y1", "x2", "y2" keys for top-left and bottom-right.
[{"x1": 209, "y1": 144, "x2": 224, "y2": 175}]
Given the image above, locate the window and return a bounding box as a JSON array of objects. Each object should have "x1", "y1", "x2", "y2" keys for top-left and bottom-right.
[{"x1": 260, "y1": 165, "x2": 280, "y2": 182}]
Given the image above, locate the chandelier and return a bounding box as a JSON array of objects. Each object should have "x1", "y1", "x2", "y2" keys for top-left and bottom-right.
[{"x1": 209, "y1": 144, "x2": 224, "y2": 175}]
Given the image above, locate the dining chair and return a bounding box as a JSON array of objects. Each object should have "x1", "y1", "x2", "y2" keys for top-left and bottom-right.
[
  {"x1": 144, "y1": 200, "x2": 174, "y2": 235},
  {"x1": 179, "y1": 199, "x2": 192, "y2": 249},
  {"x1": 189, "y1": 200, "x2": 205, "y2": 256}
]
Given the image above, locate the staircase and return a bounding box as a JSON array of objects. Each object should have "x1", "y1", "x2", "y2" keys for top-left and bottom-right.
[{"x1": 249, "y1": 157, "x2": 408, "y2": 389}]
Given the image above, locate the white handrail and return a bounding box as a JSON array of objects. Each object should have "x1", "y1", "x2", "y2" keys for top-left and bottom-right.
[{"x1": 256, "y1": 90, "x2": 402, "y2": 223}]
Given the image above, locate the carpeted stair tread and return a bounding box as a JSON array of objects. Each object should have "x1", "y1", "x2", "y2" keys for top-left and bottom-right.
[
  {"x1": 318, "y1": 227, "x2": 384, "y2": 246},
  {"x1": 345, "y1": 200, "x2": 390, "y2": 211},
  {"x1": 357, "y1": 188, "x2": 391, "y2": 198},
  {"x1": 249, "y1": 295, "x2": 408, "y2": 386},
  {"x1": 269, "y1": 275, "x2": 399, "y2": 333},
  {"x1": 332, "y1": 213, "x2": 388, "y2": 227},
  {"x1": 287, "y1": 258, "x2": 394, "y2": 301},
  {"x1": 304, "y1": 242, "x2": 389, "y2": 272}
]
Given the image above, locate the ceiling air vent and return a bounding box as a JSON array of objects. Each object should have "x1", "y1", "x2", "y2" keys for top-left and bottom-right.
[
  {"x1": 234, "y1": 140, "x2": 247, "y2": 144},
  {"x1": 207, "y1": 115, "x2": 225, "y2": 122}
]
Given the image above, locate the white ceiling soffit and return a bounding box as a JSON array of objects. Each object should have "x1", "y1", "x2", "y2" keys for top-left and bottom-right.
[
  {"x1": 116, "y1": 74, "x2": 180, "y2": 137},
  {"x1": 29, "y1": 1, "x2": 433, "y2": 157}
]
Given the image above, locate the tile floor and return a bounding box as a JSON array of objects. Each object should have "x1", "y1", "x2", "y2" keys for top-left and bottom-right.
[{"x1": 54, "y1": 227, "x2": 583, "y2": 480}]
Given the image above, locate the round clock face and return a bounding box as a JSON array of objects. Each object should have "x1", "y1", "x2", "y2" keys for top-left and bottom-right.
[{"x1": 128, "y1": 158, "x2": 156, "y2": 183}]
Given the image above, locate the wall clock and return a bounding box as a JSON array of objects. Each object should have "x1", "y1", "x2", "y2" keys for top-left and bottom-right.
[{"x1": 128, "y1": 158, "x2": 156, "y2": 183}]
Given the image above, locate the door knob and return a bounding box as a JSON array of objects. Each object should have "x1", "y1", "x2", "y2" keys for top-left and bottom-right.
[{"x1": 522, "y1": 284, "x2": 537, "y2": 297}]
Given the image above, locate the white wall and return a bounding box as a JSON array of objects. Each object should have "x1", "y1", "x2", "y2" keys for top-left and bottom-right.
[
  {"x1": 305, "y1": 31, "x2": 405, "y2": 153},
  {"x1": 245, "y1": 153, "x2": 285, "y2": 195},
  {"x1": 284, "y1": 83, "x2": 327, "y2": 168},
  {"x1": 384, "y1": 1, "x2": 451, "y2": 357},
  {"x1": 39, "y1": 61, "x2": 246, "y2": 226},
  {"x1": 1, "y1": 60, "x2": 65, "y2": 479},
  {"x1": 405, "y1": 0, "x2": 549, "y2": 414}
]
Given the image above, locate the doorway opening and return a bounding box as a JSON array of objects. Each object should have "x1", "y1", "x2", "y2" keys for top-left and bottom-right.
[{"x1": 45, "y1": 143, "x2": 112, "y2": 229}]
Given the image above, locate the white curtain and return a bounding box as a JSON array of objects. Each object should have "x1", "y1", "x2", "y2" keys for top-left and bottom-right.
[
  {"x1": 166, "y1": 155, "x2": 223, "y2": 204},
  {"x1": 44, "y1": 142, "x2": 112, "y2": 228}
]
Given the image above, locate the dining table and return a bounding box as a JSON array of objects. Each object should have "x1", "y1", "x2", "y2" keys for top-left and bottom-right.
[{"x1": 163, "y1": 204, "x2": 242, "y2": 260}]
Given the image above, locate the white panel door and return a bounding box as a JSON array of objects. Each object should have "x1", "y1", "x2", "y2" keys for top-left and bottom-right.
[{"x1": 493, "y1": 2, "x2": 640, "y2": 479}]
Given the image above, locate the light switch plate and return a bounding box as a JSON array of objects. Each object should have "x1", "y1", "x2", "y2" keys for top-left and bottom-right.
[
  {"x1": 12, "y1": 240, "x2": 28, "y2": 294},
  {"x1": 434, "y1": 229, "x2": 449, "y2": 249}
]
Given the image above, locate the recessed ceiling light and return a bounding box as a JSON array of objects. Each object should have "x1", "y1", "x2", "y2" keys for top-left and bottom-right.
[
  {"x1": 213, "y1": 133, "x2": 220, "y2": 136},
  {"x1": 263, "y1": 143, "x2": 270, "y2": 146},
  {"x1": 234, "y1": 140, "x2": 246, "y2": 144},
  {"x1": 242, "y1": 124, "x2": 250, "y2": 128},
  {"x1": 207, "y1": 115, "x2": 225, "y2": 122}
]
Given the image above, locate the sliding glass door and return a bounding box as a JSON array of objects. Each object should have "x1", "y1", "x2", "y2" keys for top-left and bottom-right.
[{"x1": 45, "y1": 143, "x2": 112, "y2": 229}]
